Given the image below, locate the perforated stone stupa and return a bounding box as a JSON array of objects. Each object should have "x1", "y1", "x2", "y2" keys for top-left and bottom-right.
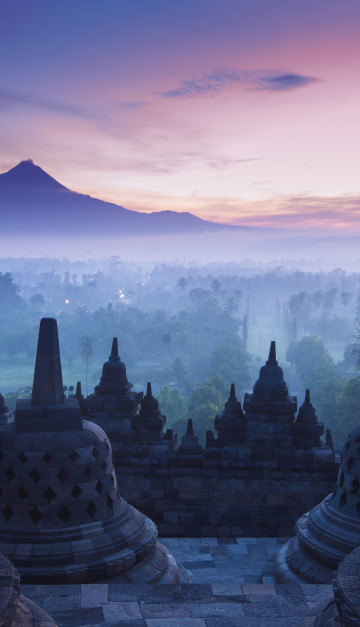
[
  {"x1": 85, "y1": 340, "x2": 176, "y2": 460},
  {"x1": 276, "y1": 421, "x2": 360, "y2": 584},
  {"x1": 0, "y1": 318, "x2": 179, "y2": 584}
]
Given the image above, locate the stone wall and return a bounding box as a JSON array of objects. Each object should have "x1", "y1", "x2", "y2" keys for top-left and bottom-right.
[{"x1": 114, "y1": 455, "x2": 338, "y2": 537}]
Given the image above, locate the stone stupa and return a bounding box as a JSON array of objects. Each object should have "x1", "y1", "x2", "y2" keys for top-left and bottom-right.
[
  {"x1": 0, "y1": 318, "x2": 179, "y2": 584},
  {"x1": 276, "y1": 421, "x2": 360, "y2": 583}
]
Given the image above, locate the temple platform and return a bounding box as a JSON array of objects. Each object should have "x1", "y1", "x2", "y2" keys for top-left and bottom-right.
[{"x1": 20, "y1": 538, "x2": 334, "y2": 627}]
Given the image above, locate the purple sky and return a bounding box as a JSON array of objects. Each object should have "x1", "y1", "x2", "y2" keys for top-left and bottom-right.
[{"x1": 1, "y1": 0, "x2": 360, "y2": 229}]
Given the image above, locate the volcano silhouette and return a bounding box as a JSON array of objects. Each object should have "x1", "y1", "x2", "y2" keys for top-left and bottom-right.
[{"x1": 0, "y1": 160, "x2": 244, "y2": 237}]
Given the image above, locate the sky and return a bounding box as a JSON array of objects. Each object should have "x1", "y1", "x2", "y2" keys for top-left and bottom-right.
[{"x1": 1, "y1": 0, "x2": 360, "y2": 230}]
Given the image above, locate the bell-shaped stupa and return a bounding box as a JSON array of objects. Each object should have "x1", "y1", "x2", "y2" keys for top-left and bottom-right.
[
  {"x1": 178, "y1": 419, "x2": 202, "y2": 455},
  {"x1": 292, "y1": 389, "x2": 325, "y2": 449},
  {"x1": 276, "y1": 422, "x2": 360, "y2": 583},
  {"x1": 85, "y1": 338, "x2": 143, "y2": 450},
  {"x1": 243, "y1": 341, "x2": 297, "y2": 459},
  {"x1": 205, "y1": 383, "x2": 246, "y2": 459},
  {"x1": 215, "y1": 383, "x2": 246, "y2": 444},
  {"x1": 0, "y1": 319, "x2": 179, "y2": 584}
]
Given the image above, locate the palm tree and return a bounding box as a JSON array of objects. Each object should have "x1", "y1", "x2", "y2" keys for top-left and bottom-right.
[
  {"x1": 339, "y1": 291, "x2": 352, "y2": 310},
  {"x1": 79, "y1": 335, "x2": 96, "y2": 395},
  {"x1": 210, "y1": 278, "x2": 222, "y2": 294},
  {"x1": 224, "y1": 296, "x2": 239, "y2": 314},
  {"x1": 177, "y1": 277, "x2": 187, "y2": 291}
]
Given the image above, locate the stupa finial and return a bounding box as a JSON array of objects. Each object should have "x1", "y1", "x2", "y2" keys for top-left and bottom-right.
[
  {"x1": 267, "y1": 341, "x2": 277, "y2": 365},
  {"x1": 31, "y1": 318, "x2": 64, "y2": 405},
  {"x1": 305, "y1": 389, "x2": 310, "y2": 404},
  {"x1": 110, "y1": 337, "x2": 118, "y2": 359}
]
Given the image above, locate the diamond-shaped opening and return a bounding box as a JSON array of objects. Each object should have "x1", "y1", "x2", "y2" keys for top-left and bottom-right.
[
  {"x1": 347, "y1": 458, "x2": 354, "y2": 472},
  {"x1": 95, "y1": 480, "x2": 103, "y2": 495},
  {"x1": 29, "y1": 507, "x2": 43, "y2": 525},
  {"x1": 350, "y1": 477, "x2": 360, "y2": 493},
  {"x1": 117, "y1": 489, "x2": 120, "y2": 499},
  {"x1": 3, "y1": 505, "x2": 13, "y2": 522},
  {"x1": 57, "y1": 505, "x2": 71, "y2": 523},
  {"x1": 57, "y1": 468, "x2": 69, "y2": 483},
  {"x1": 83, "y1": 465, "x2": 93, "y2": 480},
  {"x1": 16, "y1": 486, "x2": 28, "y2": 502},
  {"x1": 69, "y1": 450, "x2": 80, "y2": 462},
  {"x1": 110, "y1": 473, "x2": 115, "y2": 488},
  {"x1": 43, "y1": 487, "x2": 56, "y2": 503},
  {"x1": 345, "y1": 441, "x2": 351, "y2": 452},
  {"x1": 107, "y1": 495, "x2": 114, "y2": 513},
  {"x1": 71, "y1": 484, "x2": 83, "y2": 499},
  {"x1": 42, "y1": 453, "x2": 52, "y2": 466},
  {"x1": 87, "y1": 501, "x2": 97, "y2": 520},
  {"x1": 29, "y1": 469, "x2": 41, "y2": 484},
  {"x1": 105, "y1": 442, "x2": 110, "y2": 453},
  {"x1": 5, "y1": 467, "x2": 15, "y2": 482},
  {"x1": 338, "y1": 472, "x2": 345, "y2": 487},
  {"x1": 339, "y1": 493, "x2": 347, "y2": 508},
  {"x1": 91, "y1": 447, "x2": 99, "y2": 460},
  {"x1": 18, "y1": 452, "x2": 28, "y2": 464},
  {"x1": 101, "y1": 461, "x2": 107, "y2": 472}
]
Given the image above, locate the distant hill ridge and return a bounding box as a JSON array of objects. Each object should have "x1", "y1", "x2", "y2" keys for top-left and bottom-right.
[{"x1": 0, "y1": 160, "x2": 245, "y2": 236}]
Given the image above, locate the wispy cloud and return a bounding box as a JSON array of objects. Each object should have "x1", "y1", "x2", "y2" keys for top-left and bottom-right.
[
  {"x1": 160, "y1": 68, "x2": 243, "y2": 98},
  {"x1": 159, "y1": 68, "x2": 318, "y2": 98},
  {"x1": 0, "y1": 89, "x2": 146, "y2": 121},
  {"x1": 252, "y1": 73, "x2": 318, "y2": 91}
]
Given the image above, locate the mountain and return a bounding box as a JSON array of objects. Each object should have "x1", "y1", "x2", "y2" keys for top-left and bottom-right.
[{"x1": 0, "y1": 160, "x2": 245, "y2": 237}]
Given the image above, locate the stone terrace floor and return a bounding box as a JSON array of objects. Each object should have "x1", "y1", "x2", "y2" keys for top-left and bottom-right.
[{"x1": 21, "y1": 539, "x2": 335, "y2": 627}]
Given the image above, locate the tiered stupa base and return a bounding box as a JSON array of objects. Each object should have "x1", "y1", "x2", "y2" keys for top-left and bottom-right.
[{"x1": 0, "y1": 552, "x2": 57, "y2": 627}]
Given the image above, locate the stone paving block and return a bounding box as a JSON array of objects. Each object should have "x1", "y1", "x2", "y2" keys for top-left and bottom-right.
[
  {"x1": 79, "y1": 622, "x2": 146, "y2": 627},
  {"x1": 236, "y1": 538, "x2": 257, "y2": 544},
  {"x1": 146, "y1": 584, "x2": 182, "y2": 597},
  {"x1": 211, "y1": 583, "x2": 243, "y2": 596},
  {"x1": 178, "y1": 538, "x2": 202, "y2": 547},
  {"x1": 262, "y1": 576, "x2": 276, "y2": 584},
  {"x1": 192, "y1": 569, "x2": 221, "y2": 582},
  {"x1": 184, "y1": 553, "x2": 216, "y2": 562},
  {"x1": 81, "y1": 584, "x2": 108, "y2": 607},
  {"x1": 189, "y1": 602, "x2": 245, "y2": 618},
  {"x1": 108, "y1": 584, "x2": 149, "y2": 601},
  {"x1": 205, "y1": 619, "x2": 304, "y2": 627},
  {"x1": 161, "y1": 538, "x2": 180, "y2": 547},
  {"x1": 103, "y1": 602, "x2": 143, "y2": 622},
  {"x1": 145, "y1": 619, "x2": 206, "y2": 627},
  {"x1": 218, "y1": 574, "x2": 245, "y2": 584},
  {"x1": 243, "y1": 597, "x2": 309, "y2": 617},
  {"x1": 50, "y1": 607, "x2": 104, "y2": 626},
  {"x1": 140, "y1": 602, "x2": 191, "y2": 618},
  {"x1": 242, "y1": 584, "x2": 275, "y2": 596},
  {"x1": 173, "y1": 584, "x2": 214, "y2": 603},
  {"x1": 43, "y1": 594, "x2": 81, "y2": 612},
  {"x1": 200, "y1": 538, "x2": 218, "y2": 546},
  {"x1": 183, "y1": 561, "x2": 216, "y2": 570},
  {"x1": 274, "y1": 584, "x2": 305, "y2": 600}
]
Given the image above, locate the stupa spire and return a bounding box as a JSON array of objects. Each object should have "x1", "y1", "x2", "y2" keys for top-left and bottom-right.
[
  {"x1": 266, "y1": 341, "x2": 278, "y2": 366},
  {"x1": 110, "y1": 337, "x2": 118, "y2": 360},
  {"x1": 31, "y1": 318, "x2": 64, "y2": 405}
]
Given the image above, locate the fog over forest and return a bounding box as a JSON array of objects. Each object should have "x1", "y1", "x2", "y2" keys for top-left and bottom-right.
[{"x1": 1, "y1": 252, "x2": 359, "y2": 450}]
